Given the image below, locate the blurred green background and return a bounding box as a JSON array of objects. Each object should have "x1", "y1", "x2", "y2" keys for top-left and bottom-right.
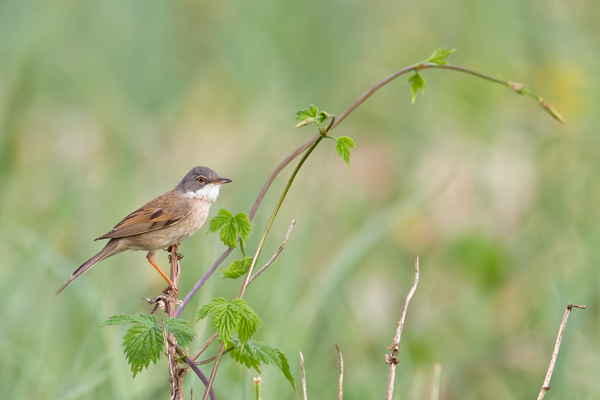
[{"x1": 0, "y1": 0, "x2": 598, "y2": 399}]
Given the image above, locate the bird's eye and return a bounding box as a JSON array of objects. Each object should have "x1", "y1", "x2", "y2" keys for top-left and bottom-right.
[{"x1": 197, "y1": 176, "x2": 206, "y2": 183}]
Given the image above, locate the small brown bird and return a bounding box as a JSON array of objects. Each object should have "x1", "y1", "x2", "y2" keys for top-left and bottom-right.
[{"x1": 57, "y1": 166, "x2": 231, "y2": 294}]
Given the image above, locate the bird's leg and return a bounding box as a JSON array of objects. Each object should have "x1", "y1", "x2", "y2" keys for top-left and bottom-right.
[
  {"x1": 166, "y1": 243, "x2": 184, "y2": 261},
  {"x1": 146, "y1": 250, "x2": 174, "y2": 286}
]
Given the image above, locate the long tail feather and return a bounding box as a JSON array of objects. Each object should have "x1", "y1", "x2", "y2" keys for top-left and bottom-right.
[{"x1": 56, "y1": 240, "x2": 121, "y2": 294}]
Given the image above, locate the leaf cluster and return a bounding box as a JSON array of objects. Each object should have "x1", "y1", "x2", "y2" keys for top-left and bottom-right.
[
  {"x1": 295, "y1": 104, "x2": 357, "y2": 169},
  {"x1": 197, "y1": 298, "x2": 295, "y2": 391},
  {"x1": 409, "y1": 48, "x2": 456, "y2": 104},
  {"x1": 295, "y1": 104, "x2": 331, "y2": 129},
  {"x1": 99, "y1": 314, "x2": 196, "y2": 377}
]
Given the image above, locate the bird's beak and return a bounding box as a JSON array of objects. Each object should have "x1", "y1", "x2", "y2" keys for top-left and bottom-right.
[{"x1": 215, "y1": 177, "x2": 232, "y2": 185}]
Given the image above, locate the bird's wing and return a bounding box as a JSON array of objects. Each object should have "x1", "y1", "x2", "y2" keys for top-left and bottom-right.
[{"x1": 95, "y1": 191, "x2": 192, "y2": 240}]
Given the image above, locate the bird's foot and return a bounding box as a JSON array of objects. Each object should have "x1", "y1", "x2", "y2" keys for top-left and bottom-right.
[
  {"x1": 162, "y1": 283, "x2": 179, "y2": 297},
  {"x1": 165, "y1": 245, "x2": 184, "y2": 261}
]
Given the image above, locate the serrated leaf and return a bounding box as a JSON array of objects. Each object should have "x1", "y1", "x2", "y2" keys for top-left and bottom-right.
[
  {"x1": 98, "y1": 314, "x2": 157, "y2": 328},
  {"x1": 164, "y1": 318, "x2": 196, "y2": 348},
  {"x1": 230, "y1": 339, "x2": 296, "y2": 394},
  {"x1": 209, "y1": 209, "x2": 233, "y2": 233},
  {"x1": 295, "y1": 104, "x2": 319, "y2": 120},
  {"x1": 233, "y1": 213, "x2": 252, "y2": 246},
  {"x1": 197, "y1": 298, "x2": 261, "y2": 343},
  {"x1": 122, "y1": 321, "x2": 163, "y2": 378},
  {"x1": 222, "y1": 257, "x2": 253, "y2": 279},
  {"x1": 197, "y1": 297, "x2": 240, "y2": 342},
  {"x1": 208, "y1": 210, "x2": 252, "y2": 248},
  {"x1": 426, "y1": 48, "x2": 456, "y2": 66},
  {"x1": 231, "y1": 299, "x2": 262, "y2": 343},
  {"x1": 334, "y1": 136, "x2": 356, "y2": 170},
  {"x1": 197, "y1": 297, "x2": 228, "y2": 321},
  {"x1": 408, "y1": 72, "x2": 426, "y2": 104}
]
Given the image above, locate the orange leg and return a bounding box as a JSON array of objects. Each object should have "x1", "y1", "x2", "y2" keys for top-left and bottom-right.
[{"x1": 146, "y1": 250, "x2": 174, "y2": 286}]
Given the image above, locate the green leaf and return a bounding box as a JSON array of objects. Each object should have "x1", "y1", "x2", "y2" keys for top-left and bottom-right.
[
  {"x1": 334, "y1": 136, "x2": 356, "y2": 170},
  {"x1": 99, "y1": 314, "x2": 164, "y2": 378},
  {"x1": 233, "y1": 213, "x2": 252, "y2": 247},
  {"x1": 426, "y1": 48, "x2": 456, "y2": 66},
  {"x1": 222, "y1": 257, "x2": 253, "y2": 279},
  {"x1": 295, "y1": 104, "x2": 331, "y2": 129},
  {"x1": 197, "y1": 298, "x2": 261, "y2": 343},
  {"x1": 123, "y1": 322, "x2": 163, "y2": 378},
  {"x1": 232, "y1": 298, "x2": 262, "y2": 343},
  {"x1": 99, "y1": 314, "x2": 162, "y2": 378},
  {"x1": 164, "y1": 318, "x2": 197, "y2": 348},
  {"x1": 98, "y1": 314, "x2": 153, "y2": 328},
  {"x1": 408, "y1": 72, "x2": 426, "y2": 104},
  {"x1": 197, "y1": 297, "x2": 239, "y2": 342},
  {"x1": 229, "y1": 339, "x2": 296, "y2": 394},
  {"x1": 208, "y1": 209, "x2": 252, "y2": 248},
  {"x1": 99, "y1": 314, "x2": 198, "y2": 378},
  {"x1": 295, "y1": 104, "x2": 319, "y2": 120}
]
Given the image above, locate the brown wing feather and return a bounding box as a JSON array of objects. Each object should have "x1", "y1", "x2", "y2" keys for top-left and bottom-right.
[{"x1": 95, "y1": 191, "x2": 192, "y2": 240}]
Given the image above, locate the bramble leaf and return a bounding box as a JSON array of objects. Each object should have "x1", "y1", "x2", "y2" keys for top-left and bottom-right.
[
  {"x1": 99, "y1": 314, "x2": 162, "y2": 378},
  {"x1": 123, "y1": 322, "x2": 163, "y2": 378},
  {"x1": 164, "y1": 318, "x2": 196, "y2": 349},
  {"x1": 208, "y1": 209, "x2": 252, "y2": 248},
  {"x1": 296, "y1": 104, "x2": 319, "y2": 120},
  {"x1": 232, "y1": 298, "x2": 262, "y2": 343},
  {"x1": 426, "y1": 48, "x2": 456, "y2": 66},
  {"x1": 295, "y1": 105, "x2": 332, "y2": 129},
  {"x1": 98, "y1": 314, "x2": 155, "y2": 328},
  {"x1": 408, "y1": 72, "x2": 426, "y2": 104},
  {"x1": 99, "y1": 314, "x2": 198, "y2": 378},
  {"x1": 222, "y1": 257, "x2": 253, "y2": 279},
  {"x1": 229, "y1": 339, "x2": 296, "y2": 394},
  {"x1": 197, "y1": 298, "x2": 261, "y2": 343},
  {"x1": 334, "y1": 136, "x2": 356, "y2": 170}
]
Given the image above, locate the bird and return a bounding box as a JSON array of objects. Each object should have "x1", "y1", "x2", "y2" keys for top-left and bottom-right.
[{"x1": 56, "y1": 166, "x2": 231, "y2": 294}]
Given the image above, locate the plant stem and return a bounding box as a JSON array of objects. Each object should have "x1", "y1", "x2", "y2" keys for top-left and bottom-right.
[
  {"x1": 201, "y1": 134, "x2": 324, "y2": 399},
  {"x1": 238, "y1": 135, "x2": 324, "y2": 299},
  {"x1": 424, "y1": 64, "x2": 565, "y2": 122}
]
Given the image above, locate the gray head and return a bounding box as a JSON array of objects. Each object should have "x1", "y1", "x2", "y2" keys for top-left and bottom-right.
[{"x1": 176, "y1": 166, "x2": 231, "y2": 202}]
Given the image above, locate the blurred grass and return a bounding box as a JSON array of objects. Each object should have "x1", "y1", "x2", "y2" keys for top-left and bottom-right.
[{"x1": 1, "y1": 0, "x2": 599, "y2": 399}]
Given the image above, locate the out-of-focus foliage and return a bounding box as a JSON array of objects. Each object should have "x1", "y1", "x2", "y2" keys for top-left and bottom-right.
[{"x1": 0, "y1": 1, "x2": 598, "y2": 399}]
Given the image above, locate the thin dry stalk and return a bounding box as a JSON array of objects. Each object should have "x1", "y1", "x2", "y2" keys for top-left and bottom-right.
[
  {"x1": 536, "y1": 304, "x2": 585, "y2": 400},
  {"x1": 385, "y1": 254, "x2": 420, "y2": 400},
  {"x1": 166, "y1": 245, "x2": 184, "y2": 400},
  {"x1": 248, "y1": 219, "x2": 296, "y2": 286},
  {"x1": 335, "y1": 344, "x2": 344, "y2": 400},
  {"x1": 300, "y1": 351, "x2": 308, "y2": 400},
  {"x1": 431, "y1": 363, "x2": 442, "y2": 400}
]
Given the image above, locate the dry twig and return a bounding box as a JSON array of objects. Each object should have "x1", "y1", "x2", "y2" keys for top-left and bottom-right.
[
  {"x1": 335, "y1": 344, "x2": 344, "y2": 400},
  {"x1": 385, "y1": 254, "x2": 419, "y2": 400},
  {"x1": 537, "y1": 304, "x2": 585, "y2": 400},
  {"x1": 248, "y1": 219, "x2": 296, "y2": 286},
  {"x1": 431, "y1": 363, "x2": 442, "y2": 400},
  {"x1": 300, "y1": 351, "x2": 308, "y2": 400}
]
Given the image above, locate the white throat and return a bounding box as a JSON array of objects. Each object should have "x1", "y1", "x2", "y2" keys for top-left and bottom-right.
[{"x1": 183, "y1": 184, "x2": 222, "y2": 203}]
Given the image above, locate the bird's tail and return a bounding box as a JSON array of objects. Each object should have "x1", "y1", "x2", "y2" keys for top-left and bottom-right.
[{"x1": 56, "y1": 239, "x2": 122, "y2": 294}]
